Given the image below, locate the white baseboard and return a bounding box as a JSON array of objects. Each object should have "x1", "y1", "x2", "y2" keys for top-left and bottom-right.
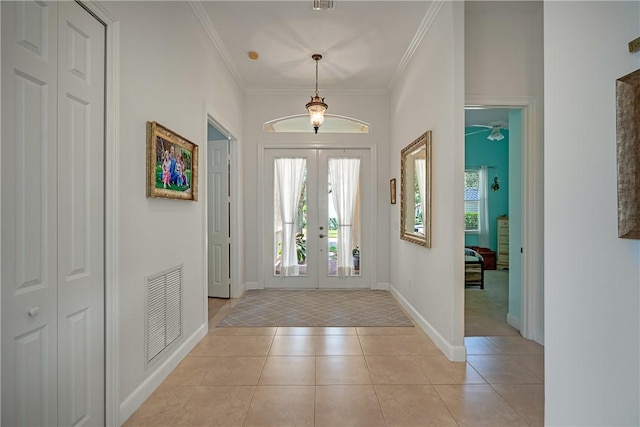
[
  {"x1": 390, "y1": 285, "x2": 466, "y2": 362},
  {"x1": 507, "y1": 313, "x2": 521, "y2": 331},
  {"x1": 373, "y1": 282, "x2": 390, "y2": 291},
  {"x1": 245, "y1": 281, "x2": 260, "y2": 290},
  {"x1": 119, "y1": 324, "x2": 207, "y2": 425},
  {"x1": 231, "y1": 282, "x2": 246, "y2": 298}
]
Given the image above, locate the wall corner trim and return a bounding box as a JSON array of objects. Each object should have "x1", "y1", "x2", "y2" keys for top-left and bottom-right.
[
  {"x1": 506, "y1": 313, "x2": 521, "y2": 331},
  {"x1": 119, "y1": 324, "x2": 207, "y2": 425},
  {"x1": 390, "y1": 285, "x2": 466, "y2": 362}
]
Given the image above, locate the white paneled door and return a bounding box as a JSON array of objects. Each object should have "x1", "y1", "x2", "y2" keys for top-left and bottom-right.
[
  {"x1": 263, "y1": 148, "x2": 370, "y2": 289},
  {"x1": 1, "y1": 2, "x2": 106, "y2": 425},
  {"x1": 208, "y1": 139, "x2": 231, "y2": 298}
]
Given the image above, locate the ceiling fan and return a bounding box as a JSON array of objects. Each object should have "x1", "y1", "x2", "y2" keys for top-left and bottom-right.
[{"x1": 465, "y1": 120, "x2": 508, "y2": 141}]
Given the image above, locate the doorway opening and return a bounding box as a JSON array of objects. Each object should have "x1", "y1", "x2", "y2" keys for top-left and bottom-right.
[
  {"x1": 464, "y1": 107, "x2": 522, "y2": 337},
  {"x1": 206, "y1": 119, "x2": 236, "y2": 305}
]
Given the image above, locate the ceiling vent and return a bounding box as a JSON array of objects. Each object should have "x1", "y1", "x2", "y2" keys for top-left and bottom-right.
[{"x1": 312, "y1": 0, "x2": 334, "y2": 10}]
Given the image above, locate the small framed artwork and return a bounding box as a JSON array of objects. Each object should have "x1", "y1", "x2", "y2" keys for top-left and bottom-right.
[
  {"x1": 390, "y1": 178, "x2": 397, "y2": 204},
  {"x1": 146, "y1": 121, "x2": 199, "y2": 201}
]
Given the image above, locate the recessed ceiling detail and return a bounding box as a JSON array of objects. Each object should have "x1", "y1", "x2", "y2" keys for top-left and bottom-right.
[{"x1": 264, "y1": 114, "x2": 369, "y2": 134}]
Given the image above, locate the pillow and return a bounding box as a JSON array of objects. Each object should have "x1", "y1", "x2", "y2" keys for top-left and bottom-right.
[{"x1": 464, "y1": 247, "x2": 484, "y2": 260}]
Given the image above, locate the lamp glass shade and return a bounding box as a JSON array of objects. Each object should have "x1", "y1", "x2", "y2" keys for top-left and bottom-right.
[{"x1": 306, "y1": 96, "x2": 327, "y2": 128}]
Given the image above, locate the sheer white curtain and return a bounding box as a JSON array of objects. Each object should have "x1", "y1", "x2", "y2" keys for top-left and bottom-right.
[
  {"x1": 415, "y1": 158, "x2": 426, "y2": 231},
  {"x1": 275, "y1": 158, "x2": 306, "y2": 276},
  {"x1": 478, "y1": 165, "x2": 490, "y2": 248},
  {"x1": 329, "y1": 158, "x2": 360, "y2": 277}
]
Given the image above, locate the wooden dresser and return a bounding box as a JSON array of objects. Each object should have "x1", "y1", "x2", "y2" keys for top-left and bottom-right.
[{"x1": 497, "y1": 216, "x2": 509, "y2": 269}]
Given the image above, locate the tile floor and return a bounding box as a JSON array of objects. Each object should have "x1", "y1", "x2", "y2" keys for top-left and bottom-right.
[{"x1": 124, "y1": 299, "x2": 544, "y2": 427}]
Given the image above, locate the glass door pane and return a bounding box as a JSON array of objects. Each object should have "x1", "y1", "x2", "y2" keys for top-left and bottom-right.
[
  {"x1": 263, "y1": 149, "x2": 317, "y2": 289},
  {"x1": 318, "y1": 149, "x2": 370, "y2": 288}
]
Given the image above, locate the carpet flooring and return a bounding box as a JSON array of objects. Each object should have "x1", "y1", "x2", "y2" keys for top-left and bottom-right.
[
  {"x1": 217, "y1": 289, "x2": 414, "y2": 327},
  {"x1": 465, "y1": 270, "x2": 519, "y2": 336}
]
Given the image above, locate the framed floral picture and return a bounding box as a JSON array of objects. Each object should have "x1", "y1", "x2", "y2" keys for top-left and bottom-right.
[{"x1": 146, "y1": 121, "x2": 198, "y2": 201}]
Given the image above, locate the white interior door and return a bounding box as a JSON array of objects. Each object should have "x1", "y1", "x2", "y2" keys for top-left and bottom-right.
[
  {"x1": 56, "y1": 3, "x2": 105, "y2": 425},
  {"x1": 208, "y1": 139, "x2": 230, "y2": 298},
  {"x1": 263, "y1": 148, "x2": 370, "y2": 289},
  {"x1": 1, "y1": 2, "x2": 105, "y2": 425}
]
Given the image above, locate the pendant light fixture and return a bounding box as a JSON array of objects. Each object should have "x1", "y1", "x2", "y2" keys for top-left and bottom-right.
[{"x1": 305, "y1": 54, "x2": 328, "y2": 134}]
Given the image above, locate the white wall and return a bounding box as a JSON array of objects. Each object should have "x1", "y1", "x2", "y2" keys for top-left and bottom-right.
[
  {"x1": 107, "y1": 1, "x2": 244, "y2": 422},
  {"x1": 241, "y1": 92, "x2": 390, "y2": 289},
  {"x1": 389, "y1": 1, "x2": 466, "y2": 361},
  {"x1": 544, "y1": 2, "x2": 640, "y2": 425},
  {"x1": 465, "y1": 1, "x2": 544, "y2": 341}
]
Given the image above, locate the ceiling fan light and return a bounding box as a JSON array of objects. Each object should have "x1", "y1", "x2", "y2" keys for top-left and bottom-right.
[{"x1": 487, "y1": 127, "x2": 504, "y2": 141}]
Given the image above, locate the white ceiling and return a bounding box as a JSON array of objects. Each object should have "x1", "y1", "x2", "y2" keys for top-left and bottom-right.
[
  {"x1": 197, "y1": 1, "x2": 508, "y2": 126},
  {"x1": 200, "y1": 1, "x2": 433, "y2": 93}
]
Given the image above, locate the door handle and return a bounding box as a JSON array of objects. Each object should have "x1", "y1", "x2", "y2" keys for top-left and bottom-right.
[
  {"x1": 28, "y1": 306, "x2": 40, "y2": 317},
  {"x1": 319, "y1": 234, "x2": 326, "y2": 238}
]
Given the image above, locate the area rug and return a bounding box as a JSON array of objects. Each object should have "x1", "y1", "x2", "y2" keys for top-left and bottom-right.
[{"x1": 217, "y1": 290, "x2": 414, "y2": 327}]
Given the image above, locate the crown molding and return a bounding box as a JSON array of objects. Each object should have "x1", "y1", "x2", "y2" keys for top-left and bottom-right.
[
  {"x1": 245, "y1": 86, "x2": 389, "y2": 97},
  {"x1": 387, "y1": 0, "x2": 446, "y2": 91},
  {"x1": 188, "y1": 1, "x2": 246, "y2": 90}
]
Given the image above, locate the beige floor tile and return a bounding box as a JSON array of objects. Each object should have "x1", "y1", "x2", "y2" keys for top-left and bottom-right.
[
  {"x1": 467, "y1": 355, "x2": 542, "y2": 384},
  {"x1": 243, "y1": 385, "x2": 315, "y2": 427},
  {"x1": 486, "y1": 336, "x2": 544, "y2": 355},
  {"x1": 200, "y1": 356, "x2": 266, "y2": 386},
  {"x1": 315, "y1": 335, "x2": 363, "y2": 355},
  {"x1": 366, "y1": 356, "x2": 429, "y2": 384},
  {"x1": 209, "y1": 327, "x2": 239, "y2": 336},
  {"x1": 123, "y1": 384, "x2": 195, "y2": 427},
  {"x1": 464, "y1": 336, "x2": 504, "y2": 355},
  {"x1": 409, "y1": 335, "x2": 443, "y2": 356},
  {"x1": 234, "y1": 327, "x2": 277, "y2": 336},
  {"x1": 434, "y1": 384, "x2": 529, "y2": 426},
  {"x1": 171, "y1": 385, "x2": 255, "y2": 426},
  {"x1": 163, "y1": 356, "x2": 215, "y2": 386},
  {"x1": 375, "y1": 384, "x2": 458, "y2": 427},
  {"x1": 415, "y1": 355, "x2": 486, "y2": 385},
  {"x1": 276, "y1": 326, "x2": 318, "y2": 335},
  {"x1": 269, "y1": 335, "x2": 316, "y2": 355},
  {"x1": 316, "y1": 356, "x2": 372, "y2": 385},
  {"x1": 356, "y1": 327, "x2": 417, "y2": 336},
  {"x1": 492, "y1": 384, "x2": 545, "y2": 427},
  {"x1": 358, "y1": 335, "x2": 414, "y2": 356},
  {"x1": 258, "y1": 356, "x2": 316, "y2": 385},
  {"x1": 512, "y1": 354, "x2": 545, "y2": 381},
  {"x1": 311, "y1": 326, "x2": 357, "y2": 335},
  {"x1": 190, "y1": 335, "x2": 273, "y2": 357},
  {"x1": 315, "y1": 385, "x2": 385, "y2": 427}
]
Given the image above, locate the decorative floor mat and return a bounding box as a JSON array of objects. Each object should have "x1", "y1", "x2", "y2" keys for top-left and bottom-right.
[{"x1": 217, "y1": 290, "x2": 414, "y2": 327}]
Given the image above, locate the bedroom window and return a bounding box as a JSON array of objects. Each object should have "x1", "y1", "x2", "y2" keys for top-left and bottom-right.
[{"x1": 465, "y1": 169, "x2": 480, "y2": 232}]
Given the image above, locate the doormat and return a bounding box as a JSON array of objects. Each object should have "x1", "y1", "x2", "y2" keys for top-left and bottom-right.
[{"x1": 217, "y1": 290, "x2": 414, "y2": 327}]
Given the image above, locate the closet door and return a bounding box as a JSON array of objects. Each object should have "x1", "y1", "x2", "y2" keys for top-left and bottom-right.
[
  {"x1": 1, "y1": 2, "x2": 60, "y2": 425},
  {"x1": 56, "y1": 2, "x2": 105, "y2": 425},
  {"x1": 1, "y1": 2, "x2": 106, "y2": 425}
]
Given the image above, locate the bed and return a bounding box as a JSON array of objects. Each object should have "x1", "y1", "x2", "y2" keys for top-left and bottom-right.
[{"x1": 465, "y1": 248, "x2": 484, "y2": 289}]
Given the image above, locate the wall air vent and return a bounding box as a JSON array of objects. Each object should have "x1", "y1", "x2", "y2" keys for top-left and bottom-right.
[
  {"x1": 146, "y1": 265, "x2": 183, "y2": 364},
  {"x1": 312, "y1": 0, "x2": 334, "y2": 11}
]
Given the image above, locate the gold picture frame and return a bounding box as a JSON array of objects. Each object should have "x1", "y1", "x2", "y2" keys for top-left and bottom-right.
[
  {"x1": 146, "y1": 121, "x2": 199, "y2": 201},
  {"x1": 390, "y1": 178, "x2": 397, "y2": 204},
  {"x1": 400, "y1": 130, "x2": 432, "y2": 248},
  {"x1": 616, "y1": 69, "x2": 640, "y2": 238}
]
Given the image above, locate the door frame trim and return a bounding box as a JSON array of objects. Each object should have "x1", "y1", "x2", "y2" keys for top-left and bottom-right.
[
  {"x1": 80, "y1": 1, "x2": 119, "y2": 425},
  {"x1": 202, "y1": 108, "x2": 241, "y2": 301},
  {"x1": 257, "y1": 142, "x2": 378, "y2": 290},
  {"x1": 465, "y1": 95, "x2": 544, "y2": 345}
]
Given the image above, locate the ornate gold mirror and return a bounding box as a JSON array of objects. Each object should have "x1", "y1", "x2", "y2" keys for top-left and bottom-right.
[{"x1": 400, "y1": 130, "x2": 431, "y2": 247}]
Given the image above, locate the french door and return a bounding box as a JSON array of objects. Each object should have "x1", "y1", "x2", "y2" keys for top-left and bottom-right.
[{"x1": 263, "y1": 148, "x2": 370, "y2": 289}]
